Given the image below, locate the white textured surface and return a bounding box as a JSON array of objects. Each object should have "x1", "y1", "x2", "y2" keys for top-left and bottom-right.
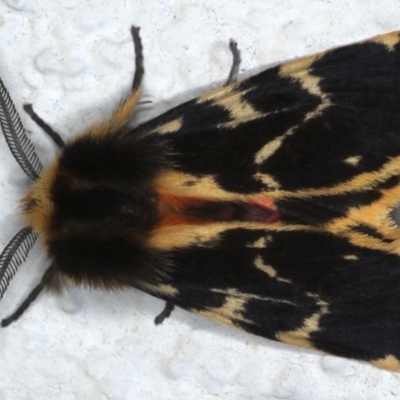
[{"x1": 1, "y1": 1, "x2": 400, "y2": 399}]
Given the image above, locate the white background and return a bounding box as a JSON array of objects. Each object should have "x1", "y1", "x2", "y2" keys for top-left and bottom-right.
[{"x1": 0, "y1": 1, "x2": 400, "y2": 399}]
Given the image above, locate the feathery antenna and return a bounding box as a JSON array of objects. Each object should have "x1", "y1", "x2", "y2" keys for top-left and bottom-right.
[
  {"x1": 0, "y1": 77, "x2": 42, "y2": 180},
  {"x1": 0, "y1": 227, "x2": 38, "y2": 300}
]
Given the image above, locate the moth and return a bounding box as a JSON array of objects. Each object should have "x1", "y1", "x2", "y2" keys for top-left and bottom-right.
[{"x1": 1, "y1": 27, "x2": 400, "y2": 372}]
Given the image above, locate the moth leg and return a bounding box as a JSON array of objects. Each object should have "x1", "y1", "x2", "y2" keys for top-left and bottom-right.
[
  {"x1": 131, "y1": 26, "x2": 144, "y2": 91},
  {"x1": 154, "y1": 301, "x2": 175, "y2": 325},
  {"x1": 109, "y1": 26, "x2": 144, "y2": 127},
  {"x1": 23, "y1": 104, "x2": 65, "y2": 148},
  {"x1": 225, "y1": 39, "x2": 241, "y2": 85},
  {"x1": 1, "y1": 264, "x2": 55, "y2": 327}
]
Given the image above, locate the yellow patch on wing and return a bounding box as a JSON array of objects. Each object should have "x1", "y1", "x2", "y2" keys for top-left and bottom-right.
[
  {"x1": 280, "y1": 60, "x2": 332, "y2": 122},
  {"x1": 196, "y1": 288, "x2": 254, "y2": 326},
  {"x1": 276, "y1": 294, "x2": 329, "y2": 349},
  {"x1": 154, "y1": 171, "x2": 248, "y2": 200},
  {"x1": 247, "y1": 235, "x2": 273, "y2": 249},
  {"x1": 344, "y1": 156, "x2": 362, "y2": 166},
  {"x1": 196, "y1": 288, "x2": 299, "y2": 328},
  {"x1": 372, "y1": 355, "x2": 400, "y2": 371},
  {"x1": 343, "y1": 254, "x2": 359, "y2": 261},
  {"x1": 150, "y1": 118, "x2": 183, "y2": 134},
  {"x1": 148, "y1": 222, "x2": 324, "y2": 251},
  {"x1": 254, "y1": 256, "x2": 291, "y2": 284},
  {"x1": 196, "y1": 82, "x2": 237, "y2": 103},
  {"x1": 255, "y1": 130, "x2": 295, "y2": 165},
  {"x1": 254, "y1": 172, "x2": 281, "y2": 189},
  {"x1": 277, "y1": 53, "x2": 321, "y2": 76},
  {"x1": 212, "y1": 91, "x2": 265, "y2": 129},
  {"x1": 266, "y1": 154, "x2": 400, "y2": 199},
  {"x1": 252, "y1": 54, "x2": 333, "y2": 166},
  {"x1": 371, "y1": 31, "x2": 400, "y2": 51},
  {"x1": 323, "y1": 182, "x2": 400, "y2": 254}
]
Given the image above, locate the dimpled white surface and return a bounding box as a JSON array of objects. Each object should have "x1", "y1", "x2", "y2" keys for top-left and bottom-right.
[{"x1": 0, "y1": 1, "x2": 400, "y2": 399}]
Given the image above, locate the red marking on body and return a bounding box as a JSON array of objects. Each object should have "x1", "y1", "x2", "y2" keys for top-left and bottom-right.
[
  {"x1": 251, "y1": 198, "x2": 275, "y2": 209},
  {"x1": 158, "y1": 193, "x2": 280, "y2": 227},
  {"x1": 248, "y1": 198, "x2": 280, "y2": 223}
]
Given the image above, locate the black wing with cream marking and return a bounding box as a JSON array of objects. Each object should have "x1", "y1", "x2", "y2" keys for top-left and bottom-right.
[{"x1": 133, "y1": 32, "x2": 400, "y2": 370}]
